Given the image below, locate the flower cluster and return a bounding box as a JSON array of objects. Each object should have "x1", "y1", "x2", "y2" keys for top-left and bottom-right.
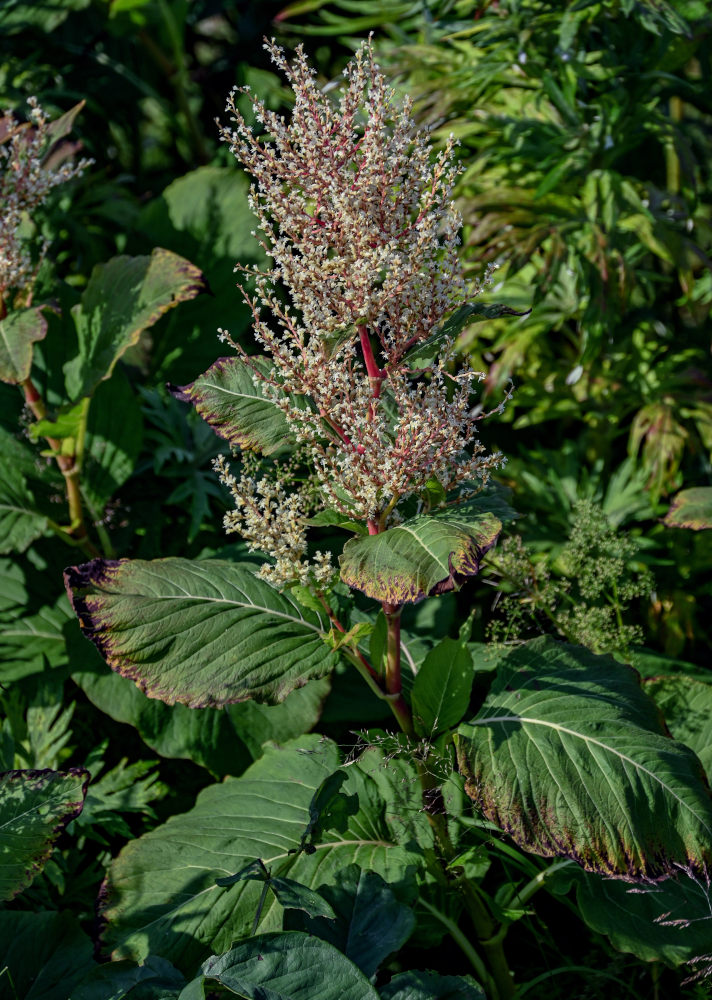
[
  {"x1": 216, "y1": 40, "x2": 505, "y2": 586},
  {"x1": 214, "y1": 451, "x2": 335, "y2": 588},
  {"x1": 0, "y1": 98, "x2": 90, "y2": 299}
]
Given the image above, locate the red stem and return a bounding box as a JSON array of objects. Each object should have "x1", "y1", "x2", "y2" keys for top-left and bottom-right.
[{"x1": 358, "y1": 325, "x2": 385, "y2": 420}]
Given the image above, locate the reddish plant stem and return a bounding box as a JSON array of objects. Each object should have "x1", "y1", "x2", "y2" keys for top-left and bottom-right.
[
  {"x1": 383, "y1": 602, "x2": 413, "y2": 735},
  {"x1": 316, "y1": 592, "x2": 380, "y2": 685},
  {"x1": 358, "y1": 324, "x2": 385, "y2": 421}
]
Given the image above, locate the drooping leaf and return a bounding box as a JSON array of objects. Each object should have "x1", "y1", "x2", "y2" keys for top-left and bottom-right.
[
  {"x1": 64, "y1": 558, "x2": 337, "y2": 707},
  {"x1": 456, "y1": 637, "x2": 712, "y2": 879},
  {"x1": 200, "y1": 932, "x2": 379, "y2": 1000},
  {"x1": 295, "y1": 770, "x2": 359, "y2": 854},
  {"x1": 215, "y1": 860, "x2": 337, "y2": 920},
  {"x1": 0, "y1": 911, "x2": 95, "y2": 1000},
  {"x1": 644, "y1": 674, "x2": 712, "y2": 777},
  {"x1": 381, "y1": 970, "x2": 486, "y2": 1000},
  {"x1": 268, "y1": 877, "x2": 337, "y2": 919},
  {"x1": 412, "y1": 635, "x2": 475, "y2": 738},
  {"x1": 0, "y1": 306, "x2": 48, "y2": 384},
  {"x1": 663, "y1": 487, "x2": 712, "y2": 530},
  {"x1": 295, "y1": 865, "x2": 415, "y2": 978},
  {"x1": 170, "y1": 355, "x2": 292, "y2": 455},
  {"x1": 100, "y1": 737, "x2": 424, "y2": 971},
  {"x1": 0, "y1": 767, "x2": 89, "y2": 900},
  {"x1": 552, "y1": 865, "x2": 712, "y2": 967},
  {"x1": 340, "y1": 507, "x2": 501, "y2": 604},
  {"x1": 64, "y1": 249, "x2": 205, "y2": 401},
  {"x1": 136, "y1": 166, "x2": 265, "y2": 383}
]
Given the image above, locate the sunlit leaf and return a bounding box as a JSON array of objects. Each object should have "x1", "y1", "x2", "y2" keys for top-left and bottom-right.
[
  {"x1": 457, "y1": 637, "x2": 712, "y2": 879},
  {"x1": 663, "y1": 487, "x2": 712, "y2": 530},
  {"x1": 0, "y1": 306, "x2": 48, "y2": 384},
  {"x1": 64, "y1": 249, "x2": 205, "y2": 400},
  {"x1": 340, "y1": 507, "x2": 501, "y2": 604},
  {"x1": 0, "y1": 768, "x2": 89, "y2": 900},
  {"x1": 64, "y1": 558, "x2": 337, "y2": 707}
]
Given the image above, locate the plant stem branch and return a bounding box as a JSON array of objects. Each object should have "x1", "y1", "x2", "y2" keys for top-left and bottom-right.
[
  {"x1": 21, "y1": 377, "x2": 99, "y2": 558},
  {"x1": 383, "y1": 603, "x2": 413, "y2": 735},
  {"x1": 418, "y1": 897, "x2": 494, "y2": 994},
  {"x1": 509, "y1": 859, "x2": 574, "y2": 909}
]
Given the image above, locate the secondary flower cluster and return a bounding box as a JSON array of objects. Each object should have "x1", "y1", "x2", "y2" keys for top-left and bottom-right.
[
  {"x1": 0, "y1": 98, "x2": 90, "y2": 299},
  {"x1": 216, "y1": 40, "x2": 505, "y2": 587}
]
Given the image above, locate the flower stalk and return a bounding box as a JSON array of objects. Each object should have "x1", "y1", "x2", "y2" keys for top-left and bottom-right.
[{"x1": 213, "y1": 41, "x2": 514, "y2": 997}]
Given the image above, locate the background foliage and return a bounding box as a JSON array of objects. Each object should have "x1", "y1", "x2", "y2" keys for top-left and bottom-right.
[{"x1": 1, "y1": 1, "x2": 711, "y2": 998}]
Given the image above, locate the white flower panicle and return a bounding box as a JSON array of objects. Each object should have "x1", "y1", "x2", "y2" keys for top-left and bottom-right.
[
  {"x1": 213, "y1": 452, "x2": 335, "y2": 589},
  {"x1": 0, "y1": 98, "x2": 91, "y2": 297},
  {"x1": 215, "y1": 40, "x2": 506, "y2": 586}
]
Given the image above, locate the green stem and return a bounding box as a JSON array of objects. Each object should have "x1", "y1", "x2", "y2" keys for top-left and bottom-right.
[
  {"x1": 505, "y1": 859, "x2": 574, "y2": 910},
  {"x1": 417, "y1": 760, "x2": 516, "y2": 1000},
  {"x1": 418, "y1": 897, "x2": 495, "y2": 995},
  {"x1": 251, "y1": 879, "x2": 271, "y2": 936},
  {"x1": 21, "y1": 378, "x2": 99, "y2": 559}
]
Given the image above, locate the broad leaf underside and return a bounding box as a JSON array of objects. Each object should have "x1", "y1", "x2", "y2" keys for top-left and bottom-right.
[
  {"x1": 457, "y1": 637, "x2": 712, "y2": 880},
  {"x1": 340, "y1": 510, "x2": 501, "y2": 604},
  {"x1": 64, "y1": 557, "x2": 336, "y2": 707},
  {"x1": 170, "y1": 355, "x2": 291, "y2": 455}
]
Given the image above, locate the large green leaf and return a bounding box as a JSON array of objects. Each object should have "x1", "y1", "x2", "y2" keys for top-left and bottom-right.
[
  {"x1": 644, "y1": 674, "x2": 712, "y2": 777},
  {"x1": 0, "y1": 434, "x2": 52, "y2": 553},
  {"x1": 412, "y1": 635, "x2": 475, "y2": 738},
  {"x1": 136, "y1": 166, "x2": 264, "y2": 384},
  {"x1": 0, "y1": 473, "x2": 48, "y2": 554},
  {"x1": 456, "y1": 637, "x2": 712, "y2": 879},
  {"x1": 340, "y1": 507, "x2": 501, "y2": 604},
  {"x1": 72, "y1": 957, "x2": 185, "y2": 1000},
  {"x1": 0, "y1": 911, "x2": 95, "y2": 1000},
  {"x1": 0, "y1": 306, "x2": 48, "y2": 384},
  {"x1": 0, "y1": 557, "x2": 73, "y2": 681},
  {"x1": 64, "y1": 249, "x2": 205, "y2": 401},
  {"x1": 199, "y1": 933, "x2": 379, "y2": 1000},
  {"x1": 0, "y1": 594, "x2": 71, "y2": 682},
  {"x1": 64, "y1": 558, "x2": 337, "y2": 707},
  {"x1": 82, "y1": 370, "x2": 144, "y2": 516},
  {"x1": 551, "y1": 864, "x2": 712, "y2": 967},
  {"x1": 663, "y1": 487, "x2": 712, "y2": 530},
  {"x1": 100, "y1": 737, "x2": 425, "y2": 971},
  {"x1": 170, "y1": 355, "x2": 291, "y2": 455},
  {"x1": 70, "y1": 630, "x2": 329, "y2": 774},
  {"x1": 0, "y1": 768, "x2": 89, "y2": 900}
]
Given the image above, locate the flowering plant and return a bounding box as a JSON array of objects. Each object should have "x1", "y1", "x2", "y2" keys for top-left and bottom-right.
[{"x1": 62, "y1": 41, "x2": 712, "y2": 1000}]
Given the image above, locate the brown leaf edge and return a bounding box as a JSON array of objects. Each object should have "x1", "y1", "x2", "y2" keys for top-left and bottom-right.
[
  {"x1": 340, "y1": 517, "x2": 501, "y2": 605},
  {"x1": 64, "y1": 558, "x2": 122, "y2": 672},
  {"x1": 168, "y1": 356, "x2": 246, "y2": 447},
  {"x1": 2, "y1": 767, "x2": 90, "y2": 900},
  {"x1": 663, "y1": 488, "x2": 712, "y2": 531}
]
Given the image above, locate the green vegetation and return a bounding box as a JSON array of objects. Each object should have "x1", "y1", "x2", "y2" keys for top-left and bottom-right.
[{"x1": 1, "y1": 2, "x2": 711, "y2": 998}]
